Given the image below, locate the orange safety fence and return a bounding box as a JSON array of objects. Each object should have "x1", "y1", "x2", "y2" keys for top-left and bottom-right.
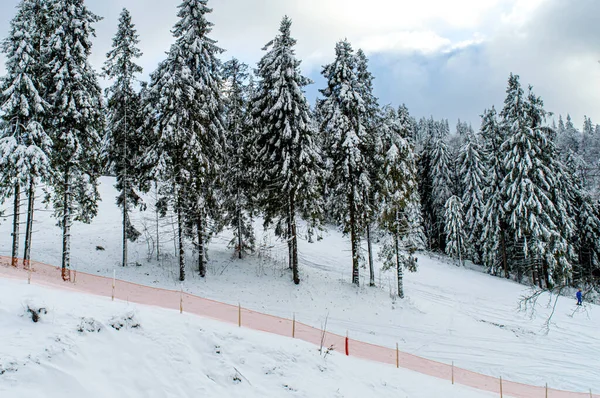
[{"x1": 0, "y1": 256, "x2": 597, "y2": 398}]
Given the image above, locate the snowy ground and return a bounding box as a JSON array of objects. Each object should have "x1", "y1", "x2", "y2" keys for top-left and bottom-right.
[
  {"x1": 0, "y1": 278, "x2": 496, "y2": 398},
  {"x1": 1, "y1": 177, "x2": 599, "y2": 393}
]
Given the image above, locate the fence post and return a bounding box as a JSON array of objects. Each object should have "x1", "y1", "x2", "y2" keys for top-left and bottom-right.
[
  {"x1": 27, "y1": 263, "x2": 31, "y2": 285},
  {"x1": 590, "y1": 389, "x2": 593, "y2": 398},
  {"x1": 546, "y1": 383, "x2": 548, "y2": 398},
  {"x1": 292, "y1": 313, "x2": 296, "y2": 338},
  {"x1": 396, "y1": 343, "x2": 399, "y2": 368},
  {"x1": 180, "y1": 284, "x2": 183, "y2": 314},
  {"x1": 238, "y1": 303, "x2": 241, "y2": 327},
  {"x1": 112, "y1": 269, "x2": 115, "y2": 301},
  {"x1": 73, "y1": 270, "x2": 77, "y2": 284},
  {"x1": 345, "y1": 331, "x2": 349, "y2": 356},
  {"x1": 452, "y1": 361, "x2": 454, "y2": 385},
  {"x1": 500, "y1": 376, "x2": 503, "y2": 398}
]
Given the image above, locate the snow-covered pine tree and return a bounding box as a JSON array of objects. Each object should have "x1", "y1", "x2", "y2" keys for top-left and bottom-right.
[
  {"x1": 581, "y1": 116, "x2": 600, "y2": 193},
  {"x1": 222, "y1": 58, "x2": 255, "y2": 258},
  {"x1": 416, "y1": 118, "x2": 436, "y2": 250},
  {"x1": 0, "y1": 0, "x2": 52, "y2": 269},
  {"x1": 459, "y1": 130, "x2": 486, "y2": 263},
  {"x1": 444, "y1": 195, "x2": 466, "y2": 266},
  {"x1": 378, "y1": 105, "x2": 423, "y2": 298},
  {"x1": 563, "y1": 152, "x2": 600, "y2": 284},
  {"x1": 430, "y1": 122, "x2": 452, "y2": 250},
  {"x1": 355, "y1": 49, "x2": 381, "y2": 287},
  {"x1": 319, "y1": 39, "x2": 371, "y2": 286},
  {"x1": 252, "y1": 16, "x2": 323, "y2": 285},
  {"x1": 0, "y1": 0, "x2": 52, "y2": 267},
  {"x1": 481, "y1": 108, "x2": 510, "y2": 277},
  {"x1": 103, "y1": 8, "x2": 146, "y2": 268},
  {"x1": 500, "y1": 79, "x2": 574, "y2": 287},
  {"x1": 144, "y1": 0, "x2": 226, "y2": 280},
  {"x1": 43, "y1": 0, "x2": 104, "y2": 280},
  {"x1": 556, "y1": 114, "x2": 580, "y2": 157},
  {"x1": 397, "y1": 104, "x2": 413, "y2": 140},
  {"x1": 447, "y1": 120, "x2": 467, "y2": 197}
]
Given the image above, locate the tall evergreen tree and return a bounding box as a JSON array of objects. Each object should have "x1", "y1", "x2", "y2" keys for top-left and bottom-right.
[
  {"x1": 500, "y1": 80, "x2": 574, "y2": 287},
  {"x1": 581, "y1": 116, "x2": 600, "y2": 192},
  {"x1": 44, "y1": 0, "x2": 104, "y2": 280},
  {"x1": 355, "y1": 49, "x2": 381, "y2": 287},
  {"x1": 459, "y1": 130, "x2": 486, "y2": 263},
  {"x1": 252, "y1": 16, "x2": 323, "y2": 285},
  {"x1": 430, "y1": 124, "x2": 452, "y2": 250},
  {"x1": 222, "y1": 58, "x2": 255, "y2": 258},
  {"x1": 417, "y1": 118, "x2": 436, "y2": 250},
  {"x1": 556, "y1": 114, "x2": 580, "y2": 156},
  {"x1": 319, "y1": 39, "x2": 371, "y2": 286},
  {"x1": 0, "y1": 0, "x2": 52, "y2": 269},
  {"x1": 378, "y1": 106, "x2": 423, "y2": 298},
  {"x1": 144, "y1": 0, "x2": 226, "y2": 280},
  {"x1": 564, "y1": 152, "x2": 600, "y2": 284},
  {"x1": 444, "y1": 195, "x2": 466, "y2": 265},
  {"x1": 102, "y1": 8, "x2": 145, "y2": 268},
  {"x1": 481, "y1": 108, "x2": 510, "y2": 277}
]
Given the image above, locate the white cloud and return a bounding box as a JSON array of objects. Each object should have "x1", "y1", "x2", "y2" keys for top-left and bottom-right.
[{"x1": 358, "y1": 31, "x2": 452, "y2": 54}]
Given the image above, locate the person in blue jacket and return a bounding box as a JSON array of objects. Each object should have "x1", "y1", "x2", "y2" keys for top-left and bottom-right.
[{"x1": 576, "y1": 289, "x2": 583, "y2": 306}]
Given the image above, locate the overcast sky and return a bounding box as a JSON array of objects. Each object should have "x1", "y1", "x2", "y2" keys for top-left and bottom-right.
[{"x1": 0, "y1": 0, "x2": 598, "y2": 130}]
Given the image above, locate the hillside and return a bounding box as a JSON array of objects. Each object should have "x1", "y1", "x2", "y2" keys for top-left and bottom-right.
[
  {"x1": 1, "y1": 176, "x2": 599, "y2": 393},
  {"x1": 0, "y1": 278, "x2": 498, "y2": 398}
]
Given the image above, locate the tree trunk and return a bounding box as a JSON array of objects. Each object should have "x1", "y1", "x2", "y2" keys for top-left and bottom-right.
[
  {"x1": 395, "y1": 232, "x2": 404, "y2": 298},
  {"x1": 237, "y1": 206, "x2": 243, "y2": 259},
  {"x1": 543, "y1": 263, "x2": 551, "y2": 289},
  {"x1": 61, "y1": 170, "x2": 71, "y2": 281},
  {"x1": 122, "y1": 188, "x2": 128, "y2": 267},
  {"x1": 11, "y1": 184, "x2": 20, "y2": 268},
  {"x1": 155, "y1": 182, "x2": 160, "y2": 261},
  {"x1": 177, "y1": 197, "x2": 185, "y2": 282},
  {"x1": 23, "y1": 180, "x2": 35, "y2": 271},
  {"x1": 349, "y1": 191, "x2": 360, "y2": 286},
  {"x1": 287, "y1": 206, "x2": 293, "y2": 270},
  {"x1": 197, "y1": 214, "x2": 206, "y2": 278},
  {"x1": 500, "y1": 228, "x2": 509, "y2": 279},
  {"x1": 123, "y1": 97, "x2": 128, "y2": 268},
  {"x1": 532, "y1": 262, "x2": 539, "y2": 287},
  {"x1": 290, "y1": 192, "x2": 299, "y2": 285},
  {"x1": 367, "y1": 223, "x2": 375, "y2": 286}
]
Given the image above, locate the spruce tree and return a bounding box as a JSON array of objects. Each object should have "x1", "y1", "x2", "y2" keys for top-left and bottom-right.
[
  {"x1": 222, "y1": 58, "x2": 255, "y2": 258},
  {"x1": 500, "y1": 80, "x2": 574, "y2": 287},
  {"x1": 444, "y1": 195, "x2": 466, "y2": 265},
  {"x1": 417, "y1": 119, "x2": 436, "y2": 250},
  {"x1": 144, "y1": 0, "x2": 226, "y2": 280},
  {"x1": 0, "y1": 0, "x2": 52, "y2": 269},
  {"x1": 430, "y1": 124, "x2": 452, "y2": 250},
  {"x1": 564, "y1": 152, "x2": 600, "y2": 284},
  {"x1": 481, "y1": 107, "x2": 509, "y2": 277},
  {"x1": 355, "y1": 49, "x2": 381, "y2": 287},
  {"x1": 581, "y1": 116, "x2": 600, "y2": 192},
  {"x1": 459, "y1": 130, "x2": 486, "y2": 263},
  {"x1": 102, "y1": 8, "x2": 145, "y2": 268},
  {"x1": 252, "y1": 16, "x2": 323, "y2": 285},
  {"x1": 557, "y1": 114, "x2": 580, "y2": 157},
  {"x1": 44, "y1": 0, "x2": 104, "y2": 280},
  {"x1": 319, "y1": 39, "x2": 371, "y2": 286},
  {"x1": 378, "y1": 106, "x2": 423, "y2": 298}
]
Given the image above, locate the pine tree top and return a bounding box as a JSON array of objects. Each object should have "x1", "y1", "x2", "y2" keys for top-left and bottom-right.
[{"x1": 103, "y1": 8, "x2": 143, "y2": 85}]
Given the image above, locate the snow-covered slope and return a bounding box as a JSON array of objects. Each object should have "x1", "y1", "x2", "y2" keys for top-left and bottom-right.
[
  {"x1": 0, "y1": 278, "x2": 496, "y2": 398},
  {"x1": 1, "y1": 177, "x2": 598, "y2": 393}
]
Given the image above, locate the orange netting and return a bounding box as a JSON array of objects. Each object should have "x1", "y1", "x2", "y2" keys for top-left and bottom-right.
[{"x1": 0, "y1": 256, "x2": 596, "y2": 398}]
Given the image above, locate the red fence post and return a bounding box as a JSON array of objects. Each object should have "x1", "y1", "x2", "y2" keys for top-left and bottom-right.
[{"x1": 345, "y1": 331, "x2": 349, "y2": 356}]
